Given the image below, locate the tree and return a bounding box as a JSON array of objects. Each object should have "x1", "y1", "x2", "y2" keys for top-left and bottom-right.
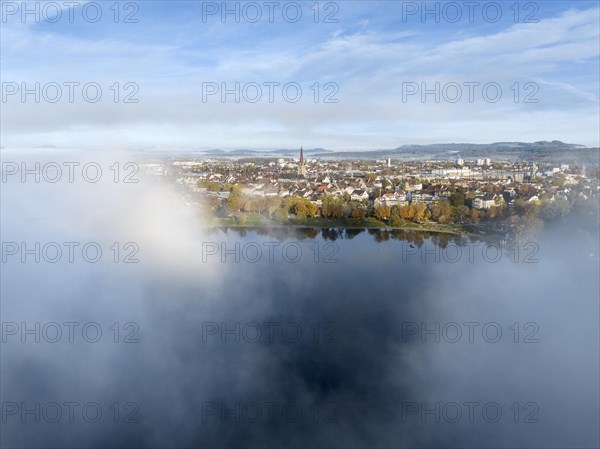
[
  {"x1": 399, "y1": 203, "x2": 416, "y2": 220},
  {"x1": 540, "y1": 198, "x2": 571, "y2": 221},
  {"x1": 306, "y1": 201, "x2": 319, "y2": 218},
  {"x1": 518, "y1": 184, "x2": 537, "y2": 197},
  {"x1": 226, "y1": 185, "x2": 244, "y2": 212},
  {"x1": 350, "y1": 205, "x2": 366, "y2": 224},
  {"x1": 513, "y1": 214, "x2": 544, "y2": 239},
  {"x1": 281, "y1": 197, "x2": 317, "y2": 222},
  {"x1": 450, "y1": 191, "x2": 466, "y2": 207},
  {"x1": 413, "y1": 202, "x2": 426, "y2": 222},
  {"x1": 389, "y1": 206, "x2": 403, "y2": 227},
  {"x1": 453, "y1": 205, "x2": 470, "y2": 223},
  {"x1": 236, "y1": 212, "x2": 247, "y2": 225},
  {"x1": 273, "y1": 205, "x2": 288, "y2": 222},
  {"x1": 430, "y1": 200, "x2": 452, "y2": 223},
  {"x1": 552, "y1": 175, "x2": 566, "y2": 187},
  {"x1": 512, "y1": 198, "x2": 527, "y2": 216},
  {"x1": 266, "y1": 197, "x2": 281, "y2": 216},
  {"x1": 374, "y1": 205, "x2": 391, "y2": 220},
  {"x1": 321, "y1": 195, "x2": 343, "y2": 219},
  {"x1": 424, "y1": 209, "x2": 432, "y2": 223}
]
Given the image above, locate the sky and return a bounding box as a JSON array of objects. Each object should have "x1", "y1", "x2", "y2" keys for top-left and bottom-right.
[{"x1": 1, "y1": 0, "x2": 599, "y2": 151}]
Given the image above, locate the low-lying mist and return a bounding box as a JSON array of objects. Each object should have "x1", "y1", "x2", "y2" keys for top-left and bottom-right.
[{"x1": 1, "y1": 150, "x2": 598, "y2": 448}]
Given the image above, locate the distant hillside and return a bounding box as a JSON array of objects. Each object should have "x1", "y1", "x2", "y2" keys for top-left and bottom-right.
[
  {"x1": 194, "y1": 142, "x2": 598, "y2": 164},
  {"x1": 326, "y1": 141, "x2": 598, "y2": 163},
  {"x1": 200, "y1": 148, "x2": 332, "y2": 156}
]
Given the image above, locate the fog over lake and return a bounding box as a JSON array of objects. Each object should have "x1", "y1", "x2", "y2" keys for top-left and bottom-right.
[{"x1": 1, "y1": 152, "x2": 598, "y2": 448}]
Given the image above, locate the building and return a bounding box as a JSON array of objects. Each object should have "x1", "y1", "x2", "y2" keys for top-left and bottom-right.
[
  {"x1": 374, "y1": 192, "x2": 407, "y2": 207},
  {"x1": 351, "y1": 190, "x2": 369, "y2": 201},
  {"x1": 298, "y1": 147, "x2": 307, "y2": 177},
  {"x1": 473, "y1": 194, "x2": 502, "y2": 209},
  {"x1": 404, "y1": 182, "x2": 423, "y2": 192}
]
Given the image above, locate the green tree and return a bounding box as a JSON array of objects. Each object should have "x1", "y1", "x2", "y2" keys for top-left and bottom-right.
[
  {"x1": 273, "y1": 205, "x2": 288, "y2": 222},
  {"x1": 540, "y1": 198, "x2": 571, "y2": 221},
  {"x1": 453, "y1": 205, "x2": 470, "y2": 223},
  {"x1": 389, "y1": 206, "x2": 403, "y2": 227},
  {"x1": 450, "y1": 191, "x2": 466, "y2": 207},
  {"x1": 226, "y1": 185, "x2": 244, "y2": 212}
]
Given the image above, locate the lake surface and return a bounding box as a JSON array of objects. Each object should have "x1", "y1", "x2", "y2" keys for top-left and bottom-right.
[{"x1": 1, "y1": 170, "x2": 599, "y2": 448}]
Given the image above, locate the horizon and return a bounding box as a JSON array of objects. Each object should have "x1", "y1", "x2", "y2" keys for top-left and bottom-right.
[{"x1": 1, "y1": 139, "x2": 597, "y2": 154}]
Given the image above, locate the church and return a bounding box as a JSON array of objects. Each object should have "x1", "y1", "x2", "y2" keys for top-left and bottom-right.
[{"x1": 298, "y1": 147, "x2": 307, "y2": 177}]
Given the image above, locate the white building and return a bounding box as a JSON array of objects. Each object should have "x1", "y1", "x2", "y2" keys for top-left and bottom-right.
[
  {"x1": 374, "y1": 192, "x2": 407, "y2": 207},
  {"x1": 404, "y1": 182, "x2": 423, "y2": 192},
  {"x1": 473, "y1": 196, "x2": 497, "y2": 209},
  {"x1": 351, "y1": 190, "x2": 369, "y2": 201}
]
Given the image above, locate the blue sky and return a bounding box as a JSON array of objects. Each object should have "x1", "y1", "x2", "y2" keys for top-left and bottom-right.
[{"x1": 1, "y1": 0, "x2": 599, "y2": 150}]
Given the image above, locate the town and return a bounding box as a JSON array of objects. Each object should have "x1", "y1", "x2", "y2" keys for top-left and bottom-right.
[{"x1": 144, "y1": 148, "x2": 599, "y2": 239}]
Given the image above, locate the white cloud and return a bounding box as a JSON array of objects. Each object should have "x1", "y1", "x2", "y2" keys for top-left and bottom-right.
[{"x1": 1, "y1": 5, "x2": 598, "y2": 149}]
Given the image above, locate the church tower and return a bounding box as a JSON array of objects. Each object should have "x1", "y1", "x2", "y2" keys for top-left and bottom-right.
[{"x1": 298, "y1": 147, "x2": 307, "y2": 176}]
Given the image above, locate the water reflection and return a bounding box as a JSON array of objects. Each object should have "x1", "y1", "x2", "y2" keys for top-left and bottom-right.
[{"x1": 208, "y1": 226, "x2": 482, "y2": 247}]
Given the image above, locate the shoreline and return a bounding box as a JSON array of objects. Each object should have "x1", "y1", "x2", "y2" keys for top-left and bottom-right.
[{"x1": 200, "y1": 222, "x2": 484, "y2": 238}]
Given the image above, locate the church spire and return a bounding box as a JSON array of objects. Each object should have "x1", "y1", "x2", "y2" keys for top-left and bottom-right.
[{"x1": 298, "y1": 146, "x2": 306, "y2": 177}]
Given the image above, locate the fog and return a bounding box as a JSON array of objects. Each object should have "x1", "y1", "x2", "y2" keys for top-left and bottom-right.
[{"x1": 1, "y1": 150, "x2": 598, "y2": 448}]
